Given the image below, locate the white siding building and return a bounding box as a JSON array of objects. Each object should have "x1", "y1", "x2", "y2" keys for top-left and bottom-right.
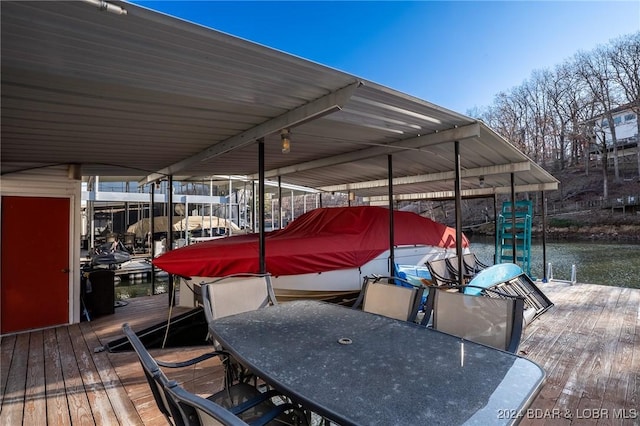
[{"x1": 592, "y1": 105, "x2": 639, "y2": 149}]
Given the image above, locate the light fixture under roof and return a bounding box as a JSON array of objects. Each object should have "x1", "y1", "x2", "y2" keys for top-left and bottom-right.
[
  {"x1": 81, "y1": 0, "x2": 127, "y2": 15},
  {"x1": 281, "y1": 129, "x2": 291, "y2": 154}
]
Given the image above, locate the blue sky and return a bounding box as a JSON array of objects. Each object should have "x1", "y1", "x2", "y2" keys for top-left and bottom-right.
[{"x1": 132, "y1": 1, "x2": 640, "y2": 114}]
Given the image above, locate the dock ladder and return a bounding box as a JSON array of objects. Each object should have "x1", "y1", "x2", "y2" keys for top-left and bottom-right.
[{"x1": 496, "y1": 200, "x2": 533, "y2": 276}]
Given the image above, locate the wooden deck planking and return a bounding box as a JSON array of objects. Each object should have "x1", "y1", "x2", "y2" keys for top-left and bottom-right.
[
  {"x1": 519, "y1": 283, "x2": 639, "y2": 426},
  {"x1": 56, "y1": 325, "x2": 95, "y2": 425},
  {"x1": 24, "y1": 330, "x2": 46, "y2": 425},
  {"x1": 68, "y1": 323, "x2": 119, "y2": 426},
  {"x1": 90, "y1": 294, "x2": 192, "y2": 347},
  {"x1": 1, "y1": 283, "x2": 639, "y2": 425},
  {"x1": 626, "y1": 288, "x2": 640, "y2": 421},
  {"x1": 0, "y1": 334, "x2": 16, "y2": 413},
  {"x1": 596, "y1": 287, "x2": 637, "y2": 426},
  {"x1": 78, "y1": 322, "x2": 143, "y2": 426},
  {"x1": 572, "y1": 285, "x2": 622, "y2": 425},
  {"x1": 43, "y1": 327, "x2": 72, "y2": 426},
  {"x1": 1, "y1": 333, "x2": 29, "y2": 425},
  {"x1": 548, "y1": 285, "x2": 620, "y2": 425},
  {"x1": 97, "y1": 294, "x2": 223, "y2": 425},
  {"x1": 519, "y1": 284, "x2": 603, "y2": 426}
]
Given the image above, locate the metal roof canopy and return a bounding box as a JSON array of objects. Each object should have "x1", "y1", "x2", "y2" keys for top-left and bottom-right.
[{"x1": 1, "y1": 1, "x2": 558, "y2": 200}]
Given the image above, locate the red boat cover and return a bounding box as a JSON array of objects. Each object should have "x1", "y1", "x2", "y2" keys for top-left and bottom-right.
[{"x1": 153, "y1": 206, "x2": 468, "y2": 278}]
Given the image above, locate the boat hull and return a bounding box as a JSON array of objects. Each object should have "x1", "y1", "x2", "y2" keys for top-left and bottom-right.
[{"x1": 177, "y1": 245, "x2": 457, "y2": 307}]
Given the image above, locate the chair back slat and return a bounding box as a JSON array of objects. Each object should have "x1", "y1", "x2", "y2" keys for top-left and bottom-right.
[
  {"x1": 462, "y1": 253, "x2": 489, "y2": 274},
  {"x1": 425, "y1": 258, "x2": 457, "y2": 286},
  {"x1": 423, "y1": 287, "x2": 524, "y2": 353},
  {"x1": 363, "y1": 281, "x2": 421, "y2": 322},
  {"x1": 201, "y1": 274, "x2": 277, "y2": 323},
  {"x1": 434, "y1": 291, "x2": 513, "y2": 350}
]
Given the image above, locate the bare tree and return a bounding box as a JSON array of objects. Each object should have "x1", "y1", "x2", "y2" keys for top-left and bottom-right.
[
  {"x1": 541, "y1": 67, "x2": 570, "y2": 170},
  {"x1": 520, "y1": 75, "x2": 553, "y2": 167},
  {"x1": 608, "y1": 32, "x2": 640, "y2": 178},
  {"x1": 485, "y1": 90, "x2": 529, "y2": 154},
  {"x1": 546, "y1": 63, "x2": 591, "y2": 170},
  {"x1": 575, "y1": 47, "x2": 623, "y2": 196},
  {"x1": 477, "y1": 33, "x2": 637, "y2": 198}
]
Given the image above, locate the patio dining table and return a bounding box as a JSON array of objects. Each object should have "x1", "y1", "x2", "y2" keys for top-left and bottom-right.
[{"x1": 208, "y1": 300, "x2": 545, "y2": 425}]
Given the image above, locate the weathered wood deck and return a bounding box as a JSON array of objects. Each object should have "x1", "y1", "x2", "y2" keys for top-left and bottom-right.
[
  {"x1": 0, "y1": 294, "x2": 224, "y2": 426},
  {"x1": 519, "y1": 281, "x2": 639, "y2": 426},
  {"x1": 1, "y1": 282, "x2": 638, "y2": 425}
]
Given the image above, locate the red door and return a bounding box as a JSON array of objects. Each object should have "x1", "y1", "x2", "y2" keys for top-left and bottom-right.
[{"x1": 1, "y1": 196, "x2": 70, "y2": 334}]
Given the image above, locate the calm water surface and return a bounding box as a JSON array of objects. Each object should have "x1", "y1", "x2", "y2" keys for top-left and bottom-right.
[{"x1": 470, "y1": 236, "x2": 640, "y2": 288}]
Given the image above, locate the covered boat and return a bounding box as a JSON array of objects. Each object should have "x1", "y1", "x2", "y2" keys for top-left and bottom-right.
[
  {"x1": 153, "y1": 206, "x2": 469, "y2": 301},
  {"x1": 127, "y1": 215, "x2": 243, "y2": 238}
]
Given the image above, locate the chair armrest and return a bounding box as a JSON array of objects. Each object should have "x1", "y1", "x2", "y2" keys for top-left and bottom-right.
[
  {"x1": 370, "y1": 274, "x2": 427, "y2": 289},
  {"x1": 438, "y1": 284, "x2": 526, "y2": 301},
  {"x1": 156, "y1": 351, "x2": 226, "y2": 369},
  {"x1": 253, "y1": 403, "x2": 301, "y2": 426},
  {"x1": 226, "y1": 389, "x2": 280, "y2": 415}
]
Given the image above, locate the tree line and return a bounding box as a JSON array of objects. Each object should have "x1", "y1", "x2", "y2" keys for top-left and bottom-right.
[{"x1": 470, "y1": 32, "x2": 640, "y2": 198}]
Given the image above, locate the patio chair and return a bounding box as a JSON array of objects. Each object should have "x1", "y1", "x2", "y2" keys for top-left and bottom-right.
[
  {"x1": 425, "y1": 258, "x2": 459, "y2": 286},
  {"x1": 164, "y1": 377, "x2": 306, "y2": 426},
  {"x1": 444, "y1": 256, "x2": 474, "y2": 283},
  {"x1": 199, "y1": 273, "x2": 277, "y2": 324},
  {"x1": 352, "y1": 275, "x2": 423, "y2": 322},
  {"x1": 467, "y1": 263, "x2": 554, "y2": 325},
  {"x1": 462, "y1": 253, "x2": 490, "y2": 275},
  {"x1": 122, "y1": 322, "x2": 185, "y2": 424},
  {"x1": 199, "y1": 274, "x2": 278, "y2": 388},
  {"x1": 163, "y1": 377, "x2": 249, "y2": 426},
  {"x1": 122, "y1": 323, "x2": 304, "y2": 426},
  {"x1": 420, "y1": 285, "x2": 525, "y2": 353}
]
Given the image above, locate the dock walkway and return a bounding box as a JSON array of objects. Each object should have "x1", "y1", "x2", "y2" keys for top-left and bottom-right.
[{"x1": 1, "y1": 282, "x2": 638, "y2": 425}]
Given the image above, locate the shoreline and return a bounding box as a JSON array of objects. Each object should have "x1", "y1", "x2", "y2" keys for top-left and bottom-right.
[{"x1": 467, "y1": 224, "x2": 640, "y2": 243}]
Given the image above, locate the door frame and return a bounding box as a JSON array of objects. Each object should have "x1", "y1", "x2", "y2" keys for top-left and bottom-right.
[{"x1": 1, "y1": 191, "x2": 81, "y2": 333}]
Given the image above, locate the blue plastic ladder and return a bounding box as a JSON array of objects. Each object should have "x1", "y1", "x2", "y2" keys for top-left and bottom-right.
[{"x1": 496, "y1": 200, "x2": 533, "y2": 276}]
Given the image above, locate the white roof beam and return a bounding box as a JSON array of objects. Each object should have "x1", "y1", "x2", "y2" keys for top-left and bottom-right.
[
  {"x1": 319, "y1": 161, "x2": 531, "y2": 192},
  {"x1": 350, "y1": 96, "x2": 443, "y2": 124},
  {"x1": 141, "y1": 81, "x2": 360, "y2": 184},
  {"x1": 364, "y1": 182, "x2": 560, "y2": 202},
  {"x1": 338, "y1": 108, "x2": 423, "y2": 130},
  {"x1": 253, "y1": 122, "x2": 480, "y2": 179}
]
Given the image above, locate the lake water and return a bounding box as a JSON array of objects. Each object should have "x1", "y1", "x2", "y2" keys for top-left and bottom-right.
[
  {"x1": 114, "y1": 274, "x2": 169, "y2": 301},
  {"x1": 469, "y1": 236, "x2": 640, "y2": 289}
]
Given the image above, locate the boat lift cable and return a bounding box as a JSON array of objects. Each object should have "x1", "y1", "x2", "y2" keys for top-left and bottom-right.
[{"x1": 162, "y1": 275, "x2": 178, "y2": 349}]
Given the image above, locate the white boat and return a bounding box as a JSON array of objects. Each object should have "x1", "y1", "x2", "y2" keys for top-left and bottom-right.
[{"x1": 152, "y1": 206, "x2": 469, "y2": 304}]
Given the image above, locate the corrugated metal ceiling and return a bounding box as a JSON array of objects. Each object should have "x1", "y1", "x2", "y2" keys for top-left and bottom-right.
[{"x1": 1, "y1": 0, "x2": 558, "y2": 200}]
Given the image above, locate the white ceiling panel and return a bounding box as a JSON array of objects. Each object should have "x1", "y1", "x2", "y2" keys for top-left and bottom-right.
[{"x1": 1, "y1": 0, "x2": 558, "y2": 199}]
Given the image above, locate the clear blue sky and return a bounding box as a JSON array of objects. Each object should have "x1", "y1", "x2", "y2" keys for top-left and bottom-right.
[{"x1": 132, "y1": 1, "x2": 640, "y2": 114}]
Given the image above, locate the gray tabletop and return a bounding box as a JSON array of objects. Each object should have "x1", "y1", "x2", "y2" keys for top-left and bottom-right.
[{"x1": 209, "y1": 300, "x2": 545, "y2": 426}]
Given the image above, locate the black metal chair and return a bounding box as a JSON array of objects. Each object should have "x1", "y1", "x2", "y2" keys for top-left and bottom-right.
[
  {"x1": 199, "y1": 274, "x2": 278, "y2": 386},
  {"x1": 164, "y1": 378, "x2": 309, "y2": 426},
  {"x1": 444, "y1": 256, "x2": 474, "y2": 283},
  {"x1": 425, "y1": 258, "x2": 459, "y2": 286},
  {"x1": 420, "y1": 285, "x2": 525, "y2": 353},
  {"x1": 163, "y1": 378, "x2": 250, "y2": 426},
  {"x1": 122, "y1": 323, "x2": 305, "y2": 425},
  {"x1": 462, "y1": 253, "x2": 490, "y2": 275}
]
